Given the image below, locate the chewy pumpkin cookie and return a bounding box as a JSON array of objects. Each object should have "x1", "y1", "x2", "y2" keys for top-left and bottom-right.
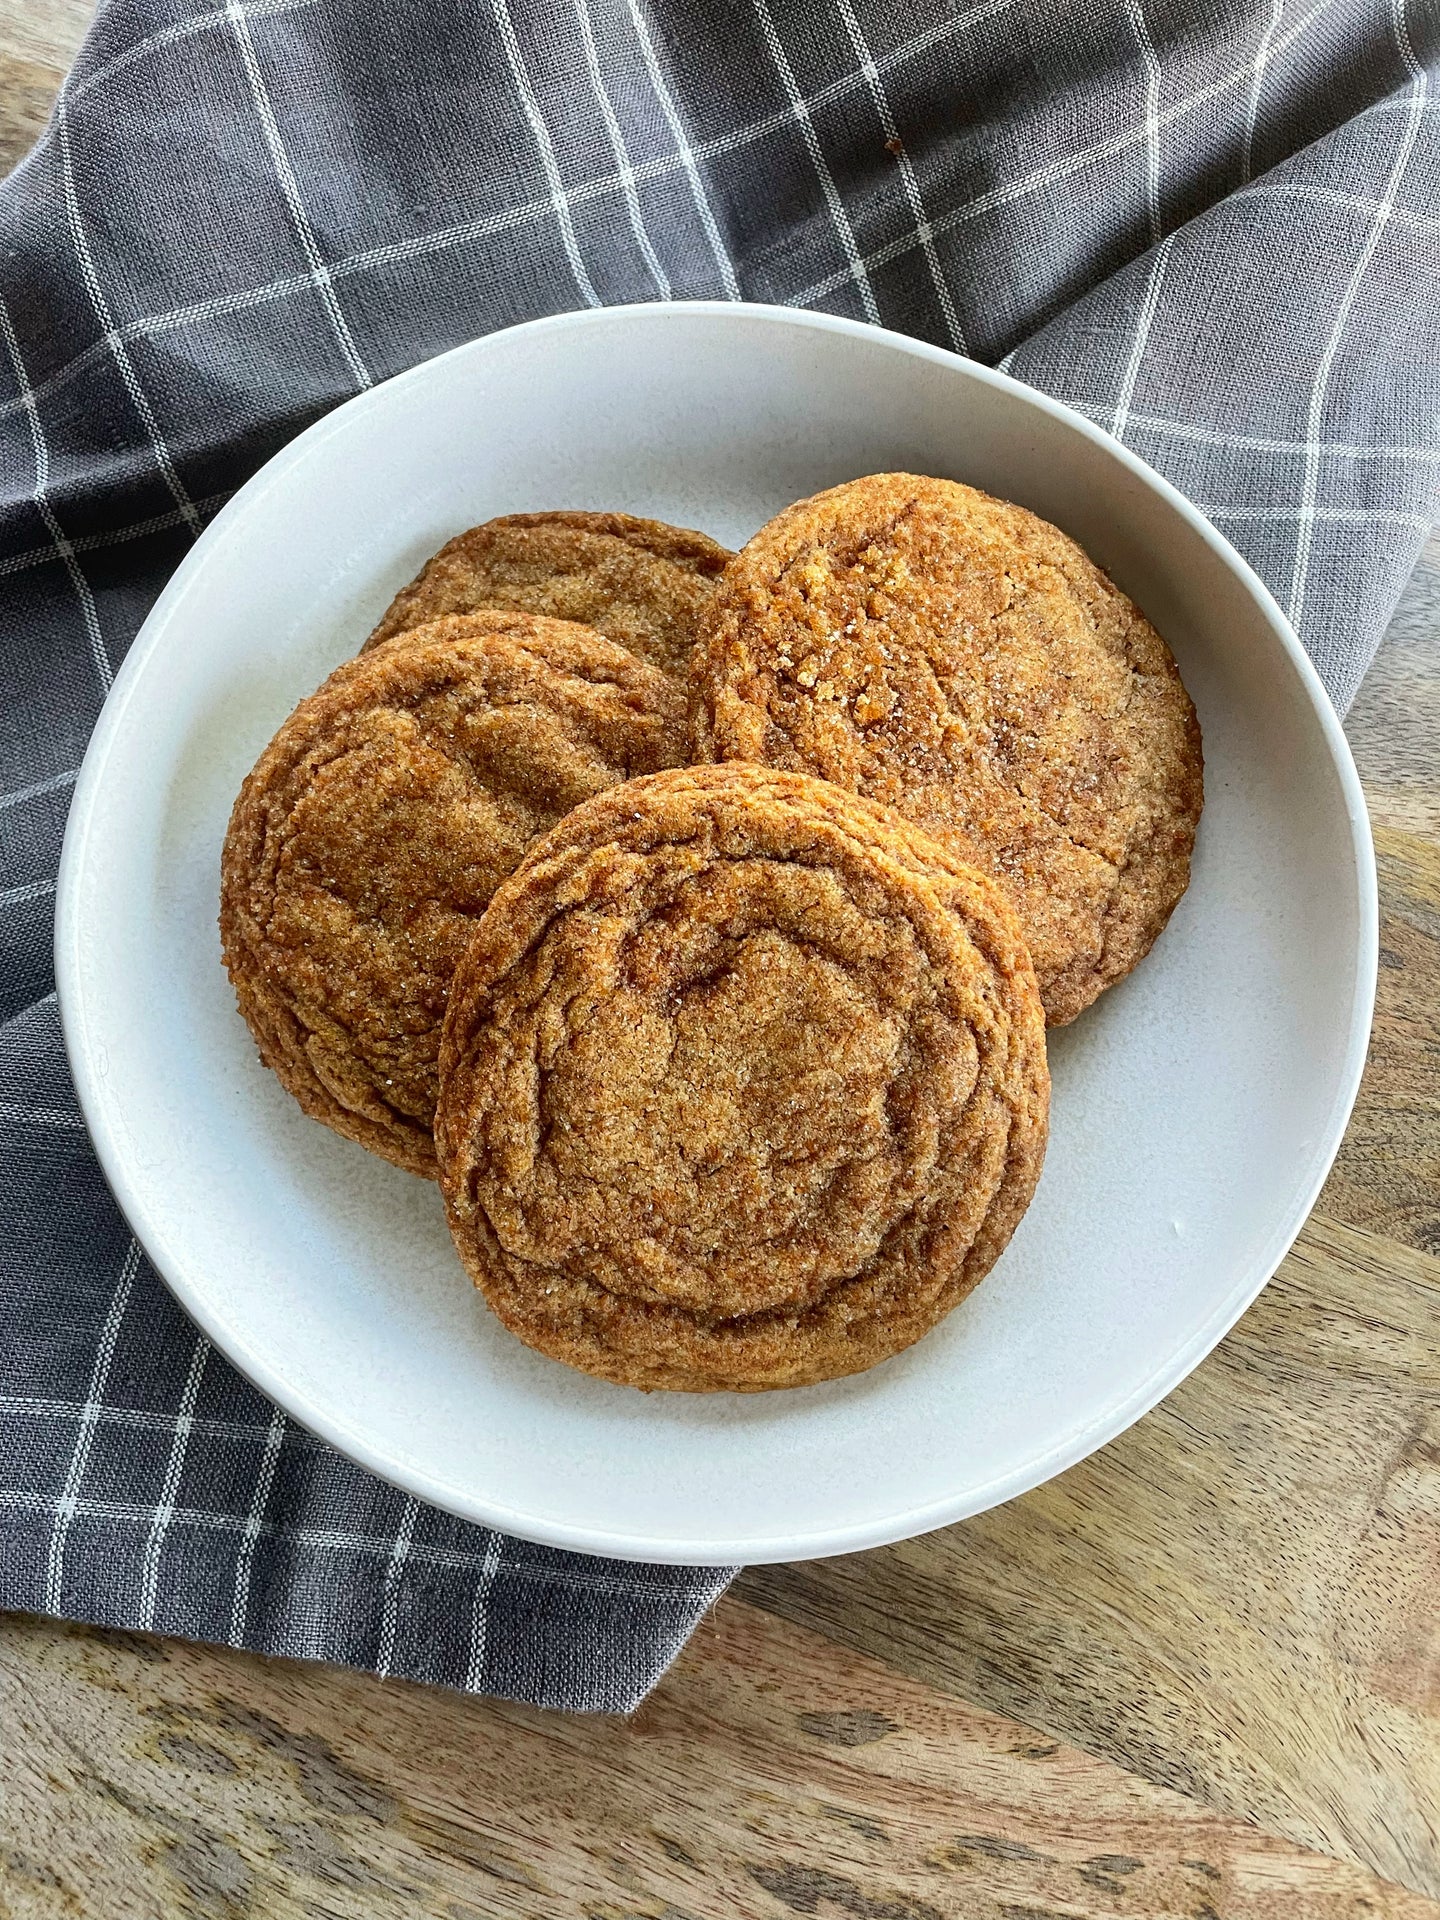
[
  {"x1": 221, "y1": 612, "x2": 688, "y2": 1177},
  {"x1": 692, "y1": 474, "x2": 1202, "y2": 1025},
  {"x1": 365, "y1": 510, "x2": 732, "y2": 678},
  {"x1": 437, "y1": 763, "x2": 1049, "y2": 1391}
]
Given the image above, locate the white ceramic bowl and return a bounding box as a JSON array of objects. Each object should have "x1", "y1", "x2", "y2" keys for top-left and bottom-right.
[{"x1": 56, "y1": 303, "x2": 1376, "y2": 1565}]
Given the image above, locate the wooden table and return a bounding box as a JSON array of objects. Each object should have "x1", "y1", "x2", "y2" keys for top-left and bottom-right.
[{"x1": 5, "y1": 10, "x2": 1440, "y2": 1914}]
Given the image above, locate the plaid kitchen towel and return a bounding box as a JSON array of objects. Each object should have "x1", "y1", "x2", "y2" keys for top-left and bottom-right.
[{"x1": 1, "y1": 0, "x2": 1437, "y2": 1712}]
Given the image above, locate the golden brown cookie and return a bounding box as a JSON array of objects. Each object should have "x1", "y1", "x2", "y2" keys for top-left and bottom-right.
[
  {"x1": 692, "y1": 474, "x2": 1203, "y2": 1026},
  {"x1": 364, "y1": 510, "x2": 732, "y2": 677},
  {"x1": 437, "y1": 763, "x2": 1049, "y2": 1392},
  {"x1": 220, "y1": 611, "x2": 688, "y2": 1177}
]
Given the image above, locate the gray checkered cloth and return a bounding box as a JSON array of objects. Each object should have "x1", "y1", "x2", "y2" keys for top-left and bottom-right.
[{"x1": 1, "y1": 0, "x2": 1437, "y2": 1713}]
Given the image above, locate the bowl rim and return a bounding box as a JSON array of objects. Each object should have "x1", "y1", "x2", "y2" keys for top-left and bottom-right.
[{"x1": 54, "y1": 300, "x2": 1379, "y2": 1564}]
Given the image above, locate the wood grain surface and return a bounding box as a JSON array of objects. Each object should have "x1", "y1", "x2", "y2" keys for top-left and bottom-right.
[
  {"x1": 6, "y1": 1600, "x2": 1440, "y2": 1920},
  {"x1": 0, "y1": 0, "x2": 90, "y2": 177},
  {"x1": 3, "y1": 11, "x2": 1439, "y2": 1916}
]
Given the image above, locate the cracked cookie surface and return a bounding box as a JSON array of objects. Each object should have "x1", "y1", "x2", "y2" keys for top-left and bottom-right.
[
  {"x1": 437, "y1": 763, "x2": 1049, "y2": 1391},
  {"x1": 692, "y1": 474, "x2": 1203, "y2": 1025},
  {"x1": 221, "y1": 611, "x2": 688, "y2": 1177},
  {"x1": 365, "y1": 510, "x2": 732, "y2": 678}
]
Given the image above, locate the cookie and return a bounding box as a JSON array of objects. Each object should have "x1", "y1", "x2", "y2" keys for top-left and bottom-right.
[
  {"x1": 437, "y1": 763, "x2": 1049, "y2": 1391},
  {"x1": 364, "y1": 510, "x2": 733, "y2": 678},
  {"x1": 220, "y1": 611, "x2": 688, "y2": 1177},
  {"x1": 692, "y1": 474, "x2": 1203, "y2": 1026}
]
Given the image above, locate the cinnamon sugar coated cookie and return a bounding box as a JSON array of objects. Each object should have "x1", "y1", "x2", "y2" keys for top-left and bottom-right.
[
  {"x1": 220, "y1": 612, "x2": 688, "y2": 1177},
  {"x1": 436, "y1": 764, "x2": 1049, "y2": 1391},
  {"x1": 364, "y1": 510, "x2": 732, "y2": 677},
  {"x1": 693, "y1": 474, "x2": 1203, "y2": 1025}
]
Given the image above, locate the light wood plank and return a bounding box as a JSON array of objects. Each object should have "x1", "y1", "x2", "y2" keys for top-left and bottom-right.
[
  {"x1": 1330, "y1": 531, "x2": 1440, "y2": 1251},
  {"x1": 1347, "y1": 530, "x2": 1440, "y2": 829},
  {"x1": 4, "y1": 1599, "x2": 1437, "y2": 1920},
  {"x1": 743, "y1": 1216, "x2": 1440, "y2": 1894},
  {"x1": 0, "y1": 0, "x2": 91, "y2": 178}
]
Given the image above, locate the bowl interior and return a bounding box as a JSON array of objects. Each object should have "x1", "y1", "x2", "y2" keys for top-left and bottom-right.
[{"x1": 58, "y1": 306, "x2": 1374, "y2": 1563}]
